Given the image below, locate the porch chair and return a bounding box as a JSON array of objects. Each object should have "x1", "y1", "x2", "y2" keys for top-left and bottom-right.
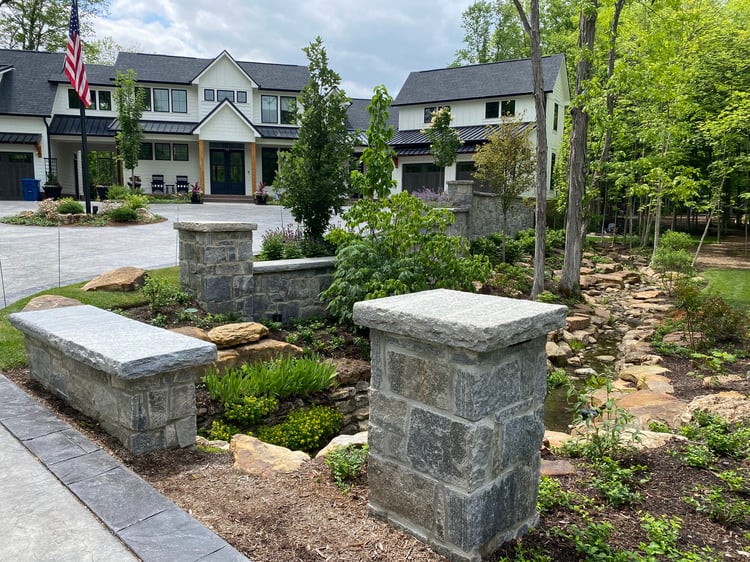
[
  {"x1": 151, "y1": 174, "x2": 165, "y2": 193},
  {"x1": 175, "y1": 175, "x2": 190, "y2": 193}
]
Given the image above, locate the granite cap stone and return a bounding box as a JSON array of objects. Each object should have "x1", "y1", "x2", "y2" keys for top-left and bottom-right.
[
  {"x1": 173, "y1": 221, "x2": 258, "y2": 232},
  {"x1": 353, "y1": 289, "x2": 568, "y2": 352},
  {"x1": 9, "y1": 305, "x2": 217, "y2": 379}
]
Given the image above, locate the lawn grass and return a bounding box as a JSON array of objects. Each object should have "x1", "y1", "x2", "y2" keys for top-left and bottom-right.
[
  {"x1": 701, "y1": 268, "x2": 750, "y2": 309},
  {"x1": 0, "y1": 266, "x2": 180, "y2": 371}
]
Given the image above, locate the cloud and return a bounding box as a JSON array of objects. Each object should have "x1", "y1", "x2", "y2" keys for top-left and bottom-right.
[{"x1": 93, "y1": 0, "x2": 475, "y2": 98}]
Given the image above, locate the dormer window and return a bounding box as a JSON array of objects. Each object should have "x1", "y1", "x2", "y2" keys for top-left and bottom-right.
[{"x1": 217, "y1": 90, "x2": 234, "y2": 102}]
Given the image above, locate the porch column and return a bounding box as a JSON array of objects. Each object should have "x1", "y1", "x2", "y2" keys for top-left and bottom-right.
[
  {"x1": 250, "y1": 142, "x2": 257, "y2": 195},
  {"x1": 198, "y1": 139, "x2": 205, "y2": 193}
]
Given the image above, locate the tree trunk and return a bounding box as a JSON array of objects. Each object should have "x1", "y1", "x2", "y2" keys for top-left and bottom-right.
[
  {"x1": 513, "y1": 0, "x2": 547, "y2": 298},
  {"x1": 559, "y1": 1, "x2": 598, "y2": 297}
]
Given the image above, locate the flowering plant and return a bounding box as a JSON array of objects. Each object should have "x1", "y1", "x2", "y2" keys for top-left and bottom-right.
[
  {"x1": 257, "y1": 181, "x2": 266, "y2": 195},
  {"x1": 191, "y1": 181, "x2": 200, "y2": 193}
]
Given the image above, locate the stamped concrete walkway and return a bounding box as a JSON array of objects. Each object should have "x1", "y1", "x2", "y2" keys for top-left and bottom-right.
[{"x1": 0, "y1": 200, "x2": 283, "y2": 560}]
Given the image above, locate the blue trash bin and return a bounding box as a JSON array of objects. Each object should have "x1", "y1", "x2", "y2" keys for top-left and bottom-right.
[{"x1": 21, "y1": 178, "x2": 41, "y2": 201}]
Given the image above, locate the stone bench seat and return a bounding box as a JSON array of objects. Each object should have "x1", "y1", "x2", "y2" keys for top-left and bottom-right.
[{"x1": 9, "y1": 305, "x2": 217, "y2": 454}]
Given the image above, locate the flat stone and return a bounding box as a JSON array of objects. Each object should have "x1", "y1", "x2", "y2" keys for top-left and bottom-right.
[
  {"x1": 595, "y1": 355, "x2": 616, "y2": 363},
  {"x1": 207, "y1": 322, "x2": 269, "y2": 348},
  {"x1": 622, "y1": 429, "x2": 687, "y2": 450},
  {"x1": 682, "y1": 392, "x2": 750, "y2": 425},
  {"x1": 22, "y1": 294, "x2": 83, "y2": 311},
  {"x1": 619, "y1": 364, "x2": 671, "y2": 384},
  {"x1": 632, "y1": 289, "x2": 663, "y2": 300},
  {"x1": 566, "y1": 315, "x2": 591, "y2": 331},
  {"x1": 315, "y1": 431, "x2": 368, "y2": 459},
  {"x1": 543, "y1": 430, "x2": 572, "y2": 449},
  {"x1": 703, "y1": 374, "x2": 743, "y2": 388},
  {"x1": 590, "y1": 381, "x2": 635, "y2": 407},
  {"x1": 195, "y1": 436, "x2": 230, "y2": 452},
  {"x1": 634, "y1": 373, "x2": 674, "y2": 394},
  {"x1": 592, "y1": 273, "x2": 624, "y2": 288},
  {"x1": 81, "y1": 266, "x2": 147, "y2": 292},
  {"x1": 615, "y1": 391, "x2": 687, "y2": 429},
  {"x1": 231, "y1": 434, "x2": 309, "y2": 476},
  {"x1": 170, "y1": 326, "x2": 211, "y2": 342},
  {"x1": 541, "y1": 459, "x2": 576, "y2": 476},
  {"x1": 353, "y1": 289, "x2": 568, "y2": 352}
]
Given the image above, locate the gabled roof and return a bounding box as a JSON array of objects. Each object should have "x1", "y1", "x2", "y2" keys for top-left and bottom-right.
[
  {"x1": 393, "y1": 54, "x2": 566, "y2": 106},
  {"x1": 114, "y1": 51, "x2": 309, "y2": 91},
  {"x1": 0, "y1": 49, "x2": 62, "y2": 116},
  {"x1": 193, "y1": 50, "x2": 257, "y2": 87},
  {"x1": 194, "y1": 98, "x2": 259, "y2": 136}
]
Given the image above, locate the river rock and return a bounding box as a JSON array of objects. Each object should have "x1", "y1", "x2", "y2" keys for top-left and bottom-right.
[
  {"x1": 231, "y1": 434, "x2": 309, "y2": 476},
  {"x1": 81, "y1": 266, "x2": 147, "y2": 292},
  {"x1": 207, "y1": 322, "x2": 269, "y2": 348}
]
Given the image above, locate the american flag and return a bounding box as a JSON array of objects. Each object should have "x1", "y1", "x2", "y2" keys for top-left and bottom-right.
[{"x1": 64, "y1": 0, "x2": 91, "y2": 107}]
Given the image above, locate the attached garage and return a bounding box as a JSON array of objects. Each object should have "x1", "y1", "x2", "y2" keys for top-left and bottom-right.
[{"x1": 0, "y1": 147, "x2": 36, "y2": 200}]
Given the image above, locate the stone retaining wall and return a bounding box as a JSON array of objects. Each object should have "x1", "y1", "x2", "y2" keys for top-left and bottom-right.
[{"x1": 252, "y1": 257, "x2": 335, "y2": 323}]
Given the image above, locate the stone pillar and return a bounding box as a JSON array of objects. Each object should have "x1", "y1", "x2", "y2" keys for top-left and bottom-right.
[
  {"x1": 353, "y1": 289, "x2": 567, "y2": 562},
  {"x1": 174, "y1": 221, "x2": 257, "y2": 318},
  {"x1": 446, "y1": 179, "x2": 474, "y2": 206}
]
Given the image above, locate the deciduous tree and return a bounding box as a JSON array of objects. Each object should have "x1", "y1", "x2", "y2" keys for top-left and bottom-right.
[
  {"x1": 114, "y1": 69, "x2": 145, "y2": 189},
  {"x1": 275, "y1": 37, "x2": 355, "y2": 242}
]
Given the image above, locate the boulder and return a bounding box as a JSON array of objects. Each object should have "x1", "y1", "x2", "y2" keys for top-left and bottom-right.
[
  {"x1": 329, "y1": 358, "x2": 371, "y2": 385},
  {"x1": 196, "y1": 435, "x2": 230, "y2": 452},
  {"x1": 543, "y1": 430, "x2": 573, "y2": 450},
  {"x1": 22, "y1": 294, "x2": 82, "y2": 311},
  {"x1": 546, "y1": 341, "x2": 569, "y2": 367},
  {"x1": 207, "y1": 322, "x2": 269, "y2": 348},
  {"x1": 315, "y1": 431, "x2": 368, "y2": 459},
  {"x1": 566, "y1": 315, "x2": 591, "y2": 331},
  {"x1": 170, "y1": 326, "x2": 212, "y2": 341},
  {"x1": 681, "y1": 392, "x2": 750, "y2": 425},
  {"x1": 231, "y1": 434, "x2": 309, "y2": 476},
  {"x1": 81, "y1": 266, "x2": 147, "y2": 292}
]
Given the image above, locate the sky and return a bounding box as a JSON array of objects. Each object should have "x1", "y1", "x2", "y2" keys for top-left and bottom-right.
[{"x1": 92, "y1": 0, "x2": 476, "y2": 99}]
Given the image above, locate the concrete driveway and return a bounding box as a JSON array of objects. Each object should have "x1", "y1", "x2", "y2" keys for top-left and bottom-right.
[{"x1": 0, "y1": 201, "x2": 298, "y2": 308}]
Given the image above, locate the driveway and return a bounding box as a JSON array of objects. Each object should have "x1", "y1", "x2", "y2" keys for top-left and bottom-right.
[{"x1": 0, "y1": 201, "x2": 298, "y2": 308}]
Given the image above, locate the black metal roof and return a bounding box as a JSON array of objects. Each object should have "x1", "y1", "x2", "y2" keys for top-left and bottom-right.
[
  {"x1": 0, "y1": 132, "x2": 41, "y2": 144},
  {"x1": 254, "y1": 125, "x2": 299, "y2": 139},
  {"x1": 109, "y1": 119, "x2": 198, "y2": 135},
  {"x1": 391, "y1": 122, "x2": 533, "y2": 155},
  {"x1": 48, "y1": 115, "x2": 116, "y2": 137},
  {"x1": 393, "y1": 54, "x2": 566, "y2": 106}
]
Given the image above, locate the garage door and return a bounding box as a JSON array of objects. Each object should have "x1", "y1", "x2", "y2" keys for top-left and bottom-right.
[{"x1": 0, "y1": 152, "x2": 34, "y2": 200}]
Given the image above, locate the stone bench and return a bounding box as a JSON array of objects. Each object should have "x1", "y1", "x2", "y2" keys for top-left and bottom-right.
[{"x1": 9, "y1": 305, "x2": 217, "y2": 454}]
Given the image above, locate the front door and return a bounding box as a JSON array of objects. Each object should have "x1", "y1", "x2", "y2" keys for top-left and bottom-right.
[{"x1": 209, "y1": 148, "x2": 245, "y2": 195}]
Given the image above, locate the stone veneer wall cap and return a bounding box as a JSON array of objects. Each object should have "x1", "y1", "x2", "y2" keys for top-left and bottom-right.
[
  {"x1": 173, "y1": 221, "x2": 258, "y2": 232},
  {"x1": 253, "y1": 256, "x2": 335, "y2": 272},
  {"x1": 9, "y1": 305, "x2": 217, "y2": 379},
  {"x1": 353, "y1": 289, "x2": 568, "y2": 352}
]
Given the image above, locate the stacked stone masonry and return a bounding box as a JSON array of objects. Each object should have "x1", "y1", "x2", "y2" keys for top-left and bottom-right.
[
  {"x1": 354, "y1": 289, "x2": 567, "y2": 562},
  {"x1": 174, "y1": 221, "x2": 257, "y2": 318},
  {"x1": 9, "y1": 305, "x2": 217, "y2": 454}
]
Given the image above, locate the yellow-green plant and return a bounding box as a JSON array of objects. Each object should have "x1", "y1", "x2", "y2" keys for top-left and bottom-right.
[
  {"x1": 325, "y1": 444, "x2": 369, "y2": 492},
  {"x1": 256, "y1": 405, "x2": 343, "y2": 454}
]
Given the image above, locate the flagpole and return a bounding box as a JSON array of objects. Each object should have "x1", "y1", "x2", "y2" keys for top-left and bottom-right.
[{"x1": 79, "y1": 104, "x2": 92, "y2": 213}]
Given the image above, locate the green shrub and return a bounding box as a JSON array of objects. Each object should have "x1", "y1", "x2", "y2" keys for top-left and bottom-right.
[
  {"x1": 652, "y1": 231, "x2": 696, "y2": 294},
  {"x1": 108, "y1": 206, "x2": 138, "y2": 222},
  {"x1": 699, "y1": 293, "x2": 749, "y2": 345},
  {"x1": 203, "y1": 368, "x2": 251, "y2": 405},
  {"x1": 659, "y1": 230, "x2": 694, "y2": 251},
  {"x1": 256, "y1": 405, "x2": 343, "y2": 454},
  {"x1": 208, "y1": 419, "x2": 241, "y2": 441},
  {"x1": 590, "y1": 457, "x2": 648, "y2": 507},
  {"x1": 105, "y1": 184, "x2": 130, "y2": 200},
  {"x1": 56, "y1": 197, "x2": 85, "y2": 214},
  {"x1": 224, "y1": 395, "x2": 279, "y2": 426},
  {"x1": 141, "y1": 275, "x2": 192, "y2": 311},
  {"x1": 547, "y1": 368, "x2": 569, "y2": 389},
  {"x1": 258, "y1": 229, "x2": 285, "y2": 260},
  {"x1": 325, "y1": 444, "x2": 369, "y2": 491},
  {"x1": 322, "y1": 193, "x2": 491, "y2": 324},
  {"x1": 685, "y1": 486, "x2": 750, "y2": 526},
  {"x1": 125, "y1": 193, "x2": 149, "y2": 210}
]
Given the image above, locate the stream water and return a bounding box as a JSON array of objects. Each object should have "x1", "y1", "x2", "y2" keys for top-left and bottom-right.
[{"x1": 543, "y1": 326, "x2": 623, "y2": 432}]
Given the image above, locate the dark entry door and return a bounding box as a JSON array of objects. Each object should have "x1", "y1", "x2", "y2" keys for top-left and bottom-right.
[
  {"x1": 210, "y1": 148, "x2": 245, "y2": 195},
  {"x1": 0, "y1": 152, "x2": 34, "y2": 200}
]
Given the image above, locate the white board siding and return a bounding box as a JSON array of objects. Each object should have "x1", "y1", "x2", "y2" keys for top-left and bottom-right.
[
  {"x1": 196, "y1": 57, "x2": 255, "y2": 123},
  {"x1": 397, "y1": 96, "x2": 537, "y2": 131},
  {"x1": 197, "y1": 105, "x2": 255, "y2": 142},
  {"x1": 0, "y1": 115, "x2": 48, "y2": 181}
]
